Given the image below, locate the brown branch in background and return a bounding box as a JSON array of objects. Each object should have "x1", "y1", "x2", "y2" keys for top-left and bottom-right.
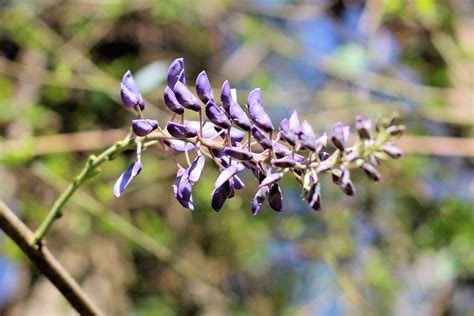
[{"x1": 0, "y1": 200, "x2": 104, "y2": 316}]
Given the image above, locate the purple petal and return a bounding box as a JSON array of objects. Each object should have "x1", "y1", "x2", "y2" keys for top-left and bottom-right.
[
  {"x1": 233, "y1": 175, "x2": 245, "y2": 190},
  {"x1": 316, "y1": 132, "x2": 328, "y2": 151},
  {"x1": 167, "y1": 57, "x2": 185, "y2": 88},
  {"x1": 163, "y1": 139, "x2": 196, "y2": 152},
  {"x1": 224, "y1": 147, "x2": 253, "y2": 161},
  {"x1": 382, "y1": 144, "x2": 403, "y2": 158},
  {"x1": 259, "y1": 172, "x2": 284, "y2": 188},
  {"x1": 279, "y1": 118, "x2": 296, "y2": 146},
  {"x1": 273, "y1": 143, "x2": 291, "y2": 157},
  {"x1": 220, "y1": 80, "x2": 233, "y2": 113},
  {"x1": 211, "y1": 180, "x2": 232, "y2": 212},
  {"x1": 196, "y1": 71, "x2": 214, "y2": 104},
  {"x1": 176, "y1": 175, "x2": 194, "y2": 210},
  {"x1": 355, "y1": 115, "x2": 372, "y2": 140},
  {"x1": 248, "y1": 102, "x2": 274, "y2": 132},
  {"x1": 166, "y1": 122, "x2": 197, "y2": 138},
  {"x1": 188, "y1": 155, "x2": 205, "y2": 183},
  {"x1": 173, "y1": 81, "x2": 201, "y2": 111},
  {"x1": 214, "y1": 163, "x2": 245, "y2": 188},
  {"x1": 252, "y1": 186, "x2": 269, "y2": 216},
  {"x1": 120, "y1": 71, "x2": 144, "y2": 109},
  {"x1": 247, "y1": 88, "x2": 262, "y2": 107},
  {"x1": 340, "y1": 170, "x2": 356, "y2": 196},
  {"x1": 271, "y1": 157, "x2": 296, "y2": 168},
  {"x1": 288, "y1": 111, "x2": 302, "y2": 136},
  {"x1": 164, "y1": 86, "x2": 185, "y2": 115},
  {"x1": 229, "y1": 101, "x2": 251, "y2": 131},
  {"x1": 173, "y1": 168, "x2": 186, "y2": 197},
  {"x1": 132, "y1": 119, "x2": 159, "y2": 137},
  {"x1": 268, "y1": 184, "x2": 283, "y2": 212},
  {"x1": 299, "y1": 120, "x2": 316, "y2": 151},
  {"x1": 113, "y1": 161, "x2": 142, "y2": 197},
  {"x1": 251, "y1": 125, "x2": 272, "y2": 149},
  {"x1": 331, "y1": 122, "x2": 350, "y2": 150},
  {"x1": 318, "y1": 151, "x2": 330, "y2": 161},
  {"x1": 362, "y1": 162, "x2": 381, "y2": 182},
  {"x1": 206, "y1": 100, "x2": 231, "y2": 129}
]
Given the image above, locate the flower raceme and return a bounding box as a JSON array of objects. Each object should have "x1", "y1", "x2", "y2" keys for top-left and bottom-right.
[{"x1": 113, "y1": 58, "x2": 405, "y2": 214}]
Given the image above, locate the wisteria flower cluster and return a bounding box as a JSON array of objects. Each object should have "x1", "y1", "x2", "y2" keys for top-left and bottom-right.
[{"x1": 113, "y1": 58, "x2": 404, "y2": 215}]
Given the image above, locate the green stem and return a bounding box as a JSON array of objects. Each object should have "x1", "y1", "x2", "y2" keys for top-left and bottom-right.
[{"x1": 31, "y1": 136, "x2": 136, "y2": 245}]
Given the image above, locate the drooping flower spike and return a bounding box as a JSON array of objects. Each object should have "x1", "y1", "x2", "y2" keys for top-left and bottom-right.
[{"x1": 113, "y1": 58, "x2": 404, "y2": 215}]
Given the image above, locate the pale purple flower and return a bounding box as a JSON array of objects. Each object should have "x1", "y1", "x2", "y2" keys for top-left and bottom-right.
[
  {"x1": 188, "y1": 155, "x2": 205, "y2": 183},
  {"x1": 211, "y1": 180, "x2": 232, "y2": 212},
  {"x1": 206, "y1": 100, "x2": 231, "y2": 129},
  {"x1": 224, "y1": 147, "x2": 253, "y2": 161},
  {"x1": 164, "y1": 86, "x2": 185, "y2": 115},
  {"x1": 355, "y1": 116, "x2": 372, "y2": 140},
  {"x1": 196, "y1": 71, "x2": 214, "y2": 104},
  {"x1": 362, "y1": 162, "x2": 381, "y2": 182},
  {"x1": 163, "y1": 139, "x2": 196, "y2": 152},
  {"x1": 166, "y1": 122, "x2": 198, "y2": 138},
  {"x1": 259, "y1": 172, "x2": 284, "y2": 188},
  {"x1": 214, "y1": 163, "x2": 245, "y2": 188},
  {"x1": 382, "y1": 144, "x2": 403, "y2": 158},
  {"x1": 251, "y1": 125, "x2": 272, "y2": 149},
  {"x1": 252, "y1": 186, "x2": 269, "y2": 215},
  {"x1": 167, "y1": 57, "x2": 185, "y2": 88},
  {"x1": 271, "y1": 157, "x2": 296, "y2": 168},
  {"x1": 173, "y1": 81, "x2": 201, "y2": 111},
  {"x1": 220, "y1": 80, "x2": 233, "y2": 113},
  {"x1": 331, "y1": 122, "x2": 350, "y2": 151},
  {"x1": 121, "y1": 70, "x2": 144, "y2": 110},
  {"x1": 340, "y1": 170, "x2": 356, "y2": 196},
  {"x1": 299, "y1": 120, "x2": 317, "y2": 151},
  {"x1": 229, "y1": 101, "x2": 251, "y2": 131}
]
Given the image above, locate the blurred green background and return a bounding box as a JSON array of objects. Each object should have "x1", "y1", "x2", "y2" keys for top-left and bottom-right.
[{"x1": 0, "y1": 0, "x2": 473, "y2": 315}]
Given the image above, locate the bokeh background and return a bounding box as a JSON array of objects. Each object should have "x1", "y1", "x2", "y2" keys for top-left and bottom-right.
[{"x1": 0, "y1": 0, "x2": 473, "y2": 315}]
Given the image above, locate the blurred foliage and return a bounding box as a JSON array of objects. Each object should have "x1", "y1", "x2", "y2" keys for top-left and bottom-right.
[{"x1": 0, "y1": 0, "x2": 473, "y2": 315}]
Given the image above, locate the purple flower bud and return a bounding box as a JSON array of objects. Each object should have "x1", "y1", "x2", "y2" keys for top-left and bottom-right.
[
  {"x1": 233, "y1": 175, "x2": 245, "y2": 190},
  {"x1": 299, "y1": 120, "x2": 317, "y2": 151},
  {"x1": 220, "y1": 80, "x2": 233, "y2": 113},
  {"x1": 121, "y1": 71, "x2": 144, "y2": 110},
  {"x1": 211, "y1": 180, "x2": 232, "y2": 212},
  {"x1": 167, "y1": 57, "x2": 185, "y2": 88},
  {"x1": 247, "y1": 88, "x2": 262, "y2": 107},
  {"x1": 271, "y1": 157, "x2": 296, "y2": 168},
  {"x1": 251, "y1": 125, "x2": 272, "y2": 149},
  {"x1": 316, "y1": 132, "x2": 328, "y2": 151},
  {"x1": 279, "y1": 118, "x2": 296, "y2": 146},
  {"x1": 382, "y1": 144, "x2": 403, "y2": 158},
  {"x1": 163, "y1": 139, "x2": 196, "y2": 152},
  {"x1": 259, "y1": 172, "x2": 284, "y2": 188},
  {"x1": 331, "y1": 169, "x2": 342, "y2": 185},
  {"x1": 188, "y1": 155, "x2": 205, "y2": 183},
  {"x1": 163, "y1": 86, "x2": 185, "y2": 115},
  {"x1": 362, "y1": 162, "x2": 381, "y2": 182},
  {"x1": 289, "y1": 111, "x2": 302, "y2": 136},
  {"x1": 173, "y1": 81, "x2": 201, "y2": 111},
  {"x1": 214, "y1": 163, "x2": 245, "y2": 188},
  {"x1": 166, "y1": 122, "x2": 197, "y2": 138},
  {"x1": 196, "y1": 71, "x2": 214, "y2": 104},
  {"x1": 229, "y1": 101, "x2": 251, "y2": 131},
  {"x1": 331, "y1": 122, "x2": 350, "y2": 151},
  {"x1": 340, "y1": 170, "x2": 356, "y2": 196},
  {"x1": 176, "y1": 176, "x2": 194, "y2": 210},
  {"x1": 248, "y1": 102, "x2": 274, "y2": 132},
  {"x1": 305, "y1": 182, "x2": 321, "y2": 211},
  {"x1": 206, "y1": 100, "x2": 231, "y2": 129},
  {"x1": 132, "y1": 119, "x2": 159, "y2": 137},
  {"x1": 268, "y1": 184, "x2": 283, "y2": 212},
  {"x1": 273, "y1": 143, "x2": 291, "y2": 157},
  {"x1": 252, "y1": 186, "x2": 269, "y2": 216},
  {"x1": 113, "y1": 161, "x2": 142, "y2": 197},
  {"x1": 355, "y1": 116, "x2": 372, "y2": 140},
  {"x1": 318, "y1": 151, "x2": 330, "y2": 161},
  {"x1": 224, "y1": 147, "x2": 253, "y2": 161},
  {"x1": 173, "y1": 168, "x2": 186, "y2": 198}
]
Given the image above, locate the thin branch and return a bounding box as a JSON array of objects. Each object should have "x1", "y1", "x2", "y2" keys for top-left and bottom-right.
[{"x1": 0, "y1": 200, "x2": 104, "y2": 316}]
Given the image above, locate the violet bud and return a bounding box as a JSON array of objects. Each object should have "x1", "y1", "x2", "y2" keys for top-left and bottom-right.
[
  {"x1": 331, "y1": 122, "x2": 350, "y2": 151},
  {"x1": 279, "y1": 118, "x2": 296, "y2": 146},
  {"x1": 211, "y1": 180, "x2": 232, "y2": 212},
  {"x1": 196, "y1": 71, "x2": 214, "y2": 104},
  {"x1": 268, "y1": 184, "x2": 283, "y2": 212},
  {"x1": 259, "y1": 172, "x2": 284, "y2": 188},
  {"x1": 113, "y1": 161, "x2": 142, "y2": 197},
  {"x1": 251, "y1": 125, "x2": 272, "y2": 149},
  {"x1": 121, "y1": 70, "x2": 144, "y2": 110},
  {"x1": 289, "y1": 111, "x2": 302, "y2": 136},
  {"x1": 218, "y1": 127, "x2": 246, "y2": 144},
  {"x1": 382, "y1": 144, "x2": 403, "y2": 158},
  {"x1": 362, "y1": 162, "x2": 381, "y2": 182},
  {"x1": 340, "y1": 170, "x2": 356, "y2": 196},
  {"x1": 248, "y1": 101, "x2": 274, "y2": 132},
  {"x1": 173, "y1": 168, "x2": 186, "y2": 198},
  {"x1": 315, "y1": 132, "x2": 328, "y2": 151},
  {"x1": 318, "y1": 151, "x2": 330, "y2": 161},
  {"x1": 206, "y1": 100, "x2": 231, "y2": 129},
  {"x1": 220, "y1": 80, "x2": 233, "y2": 113},
  {"x1": 252, "y1": 186, "x2": 269, "y2": 216},
  {"x1": 224, "y1": 147, "x2": 253, "y2": 161},
  {"x1": 331, "y1": 169, "x2": 342, "y2": 185},
  {"x1": 233, "y1": 175, "x2": 245, "y2": 190},
  {"x1": 163, "y1": 139, "x2": 196, "y2": 152},
  {"x1": 167, "y1": 57, "x2": 185, "y2": 88},
  {"x1": 273, "y1": 143, "x2": 291, "y2": 157},
  {"x1": 229, "y1": 101, "x2": 251, "y2": 131},
  {"x1": 132, "y1": 119, "x2": 159, "y2": 137},
  {"x1": 299, "y1": 120, "x2": 317, "y2": 151},
  {"x1": 214, "y1": 163, "x2": 245, "y2": 188},
  {"x1": 176, "y1": 176, "x2": 194, "y2": 210},
  {"x1": 188, "y1": 155, "x2": 205, "y2": 183},
  {"x1": 166, "y1": 122, "x2": 198, "y2": 138},
  {"x1": 271, "y1": 157, "x2": 296, "y2": 168},
  {"x1": 173, "y1": 81, "x2": 201, "y2": 111},
  {"x1": 305, "y1": 181, "x2": 321, "y2": 211},
  {"x1": 247, "y1": 88, "x2": 262, "y2": 107},
  {"x1": 355, "y1": 116, "x2": 372, "y2": 140},
  {"x1": 164, "y1": 86, "x2": 185, "y2": 115}
]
